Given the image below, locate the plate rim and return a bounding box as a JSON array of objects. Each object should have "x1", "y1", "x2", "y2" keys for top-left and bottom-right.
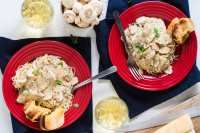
[
  {"x1": 108, "y1": 1, "x2": 198, "y2": 91},
  {"x1": 2, "y1": 40, "x2": 92, "y2": 130}
]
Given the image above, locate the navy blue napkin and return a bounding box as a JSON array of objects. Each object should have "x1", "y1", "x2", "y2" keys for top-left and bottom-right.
[
  {"x1": 0, "y1": 37, "x2": 92, "y2": 133},
  {"x1": 95, "y1": 0, "x2": 200, "y2": 118}
]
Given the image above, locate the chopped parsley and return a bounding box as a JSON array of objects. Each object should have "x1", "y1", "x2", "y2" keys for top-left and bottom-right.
[
  {"x1": 32, "y1": 69, "x2": 40, "y2": 76},
  {"x1": 135, "y1": 23, "x2": 140, "y2": 27},
  {"x1": 154, "y1": 28, "x2": 160, "y2": 38},
  {"x1": 58, "y1": 62, "x2": 64, "y2": 67},
  {"x1": 55, "y1": 80, "x2": 62, "y2": 85},
  {"x1": 135, "y1": 43, "x2": 146, "y2": 53}
]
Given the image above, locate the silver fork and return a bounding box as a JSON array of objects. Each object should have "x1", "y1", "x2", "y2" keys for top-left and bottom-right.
[
  {"x1": 113, "y1": 11, "x2": 144, "y2": 80},
  {"x1": 128, "y1": 63, "x2": 144, "y2": 80},
  {"x1": 72, "y1": 66, "x2": 117, "y2": 92}
]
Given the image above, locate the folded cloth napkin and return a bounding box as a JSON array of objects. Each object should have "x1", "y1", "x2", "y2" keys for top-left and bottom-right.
[
  {"x1": 0, "y1": 37, "x2": 92, "y2": 133},
  {"x1": 95, "y1": 0, "x2": 200, "y2": 118}
]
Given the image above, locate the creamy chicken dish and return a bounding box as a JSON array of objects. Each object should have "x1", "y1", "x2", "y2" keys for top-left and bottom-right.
[
  {"x1": 124, "y1": 16, "x2": 176, "y2": 74},
  {"x1": 12, "y1": 54, "x2": 78, "y2": 111}
]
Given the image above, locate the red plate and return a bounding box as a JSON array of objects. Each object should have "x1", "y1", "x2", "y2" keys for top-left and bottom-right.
[
  {"x1": 3, "y1": 40, "x2": 92, "y2": 130},
  {"x1": 109, "y1": 1, "x2": 197, "y2": 91}
]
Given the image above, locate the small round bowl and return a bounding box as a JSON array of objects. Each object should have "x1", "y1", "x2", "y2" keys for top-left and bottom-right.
[{"x1": 60, "y1": 1, "x2": 103, "y2": 30}]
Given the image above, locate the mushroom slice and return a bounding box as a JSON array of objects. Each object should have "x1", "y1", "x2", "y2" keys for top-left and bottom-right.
[
  {"x1": 63, "y1": 10, "x2": 76, "y2": 23},
  {"x1": 150, "y1": 43, "x2": 159, "y2": 51},
  {"x1": 159, "y1": 47, "x2": 171, "y2": 54},
  {"x1": 89, "y1": 0, "x2": 103, "y2": 16},
  {"x1": 24, "y1": 101, "x2": 51, "y2": 122},
  {"x1": 61, "y1": 0, "x2": 76, "y2": 9},
  {"x1": 40, "y1": 107, "x2": 65, "y2": 130},
  {"x1": 79, "y1": 4, "x2": 97, "y2": 24}
]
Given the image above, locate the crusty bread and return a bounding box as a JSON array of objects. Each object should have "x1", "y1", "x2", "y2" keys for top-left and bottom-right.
[
  {"x1": 42, "y1": 107, "x2": 65, "y2": 130},
  {"x1": 154, "y1": 114, "x2": 195, "y2": 133},
  {"x1": 24, "y1": 101, "x2": 51, "y2": 122},
  {"x1": 167, "y1": 18, "x2": 194, "y2": 45},
  {"x1": 167, "y1": 18, "x2": 180, "y2": 35}
]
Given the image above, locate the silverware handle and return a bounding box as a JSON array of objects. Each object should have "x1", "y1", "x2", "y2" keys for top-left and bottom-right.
[
  {"x1": 73, "y1": 66, "x2": 117, "y2": 90},
  {"x1": 113, "y1": 11, "x2": 130, "y2": 52}
]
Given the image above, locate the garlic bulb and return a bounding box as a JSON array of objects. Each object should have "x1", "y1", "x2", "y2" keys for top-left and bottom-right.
[
  {"x1": 79, "y1": 4, "x2": 97, "y2": 24},
  {"x1": 89, "y1": 0, "x2": 103, "y2": 15},
  {"x1": 63, "y1": 10, "x2": 76, "y2": 23},
  {"x1": 62, "y1": 0, "x2": 76, "y2": 9},
  {"x1": 72, "y1": 2, "x2": 83, "y2": 14}
]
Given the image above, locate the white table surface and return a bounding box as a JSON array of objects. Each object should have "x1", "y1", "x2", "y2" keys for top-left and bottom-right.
[{"x1": 0, "y1": 0, "x2": 199, "y2": 133}]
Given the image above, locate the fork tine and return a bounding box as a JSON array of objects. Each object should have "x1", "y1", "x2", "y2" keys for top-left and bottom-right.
[
  {"x1": 131, "y1": 67, "x2": 141, "y2": 80},
  {"x1": 132, "y1": 67, "x2": 144, "y2": 80},
  {"x1": 129, "y1": 67, "x2": 140, "y2": 80},
  {"x1": 131, "y1": 67, "x2": 142, "y2": 80}
]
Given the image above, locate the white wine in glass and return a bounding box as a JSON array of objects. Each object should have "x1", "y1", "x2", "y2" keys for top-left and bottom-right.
[
  {"x1": 21, "y1": 0, "x2": 53, "y2": 29},
  {"x1": 95, "y1": 97, "x2": 129, "y2": 130}
]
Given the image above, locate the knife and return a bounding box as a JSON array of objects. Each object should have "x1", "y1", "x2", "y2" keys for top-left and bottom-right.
[{"x1": 116, "y1": 106, "x2": 200, "y2": 132}]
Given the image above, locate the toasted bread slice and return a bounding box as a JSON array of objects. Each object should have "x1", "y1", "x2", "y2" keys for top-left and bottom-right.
[
  {"x1": 167, "y1": 18, "x2": 194, "y2": 44},
  {"x1": 40, "y1": 107, "x2": 65, "y2": 130},
  {"x1": 167, "y1": 17, "x2": 180, "y2": 35},
  {"x1": 24, "y1": 101, "x2": 51, "y2": 122}
]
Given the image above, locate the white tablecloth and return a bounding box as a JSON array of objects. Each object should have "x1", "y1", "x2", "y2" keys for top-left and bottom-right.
[{"x1": 0, "y1": 0, "x2": 199, "y2": 133}]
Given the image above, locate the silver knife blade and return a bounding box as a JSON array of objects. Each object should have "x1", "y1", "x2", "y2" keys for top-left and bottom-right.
[{"x1": 116, "y1": 106, "x2": 200, "y2": 132}]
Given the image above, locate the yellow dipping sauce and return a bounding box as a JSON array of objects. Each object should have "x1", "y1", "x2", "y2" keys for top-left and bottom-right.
[{"x1": 95, "y1": 97, "x2": 129, "y2": 129}]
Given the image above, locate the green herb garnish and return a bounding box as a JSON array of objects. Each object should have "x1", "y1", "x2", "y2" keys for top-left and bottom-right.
[
  {"x1": 135, "y1": 43, "x2": 146, "y2": 53},
  {"x1": 32, "y1": 69, "x2": 40, "y2": 76},
  {"x1": 154, "y1": 28, "x2": 160, "y2": 38},
  {"x1": 135, "y1": 23, "x2": 140, "y2": 27},
  {"x1": 55, "y1": 80, "x2": 62, "y2": 85},
  {"x1": 70, "y1": 36, "x2": 79, "y2": 45},
  {"x1": 58, "y1": 62, "x2": 64, "y2": 67}
]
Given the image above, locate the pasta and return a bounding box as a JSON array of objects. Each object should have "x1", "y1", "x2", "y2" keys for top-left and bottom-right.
[{"x1": 12, "y1": 54, "x2": 78, "y2": 111}]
